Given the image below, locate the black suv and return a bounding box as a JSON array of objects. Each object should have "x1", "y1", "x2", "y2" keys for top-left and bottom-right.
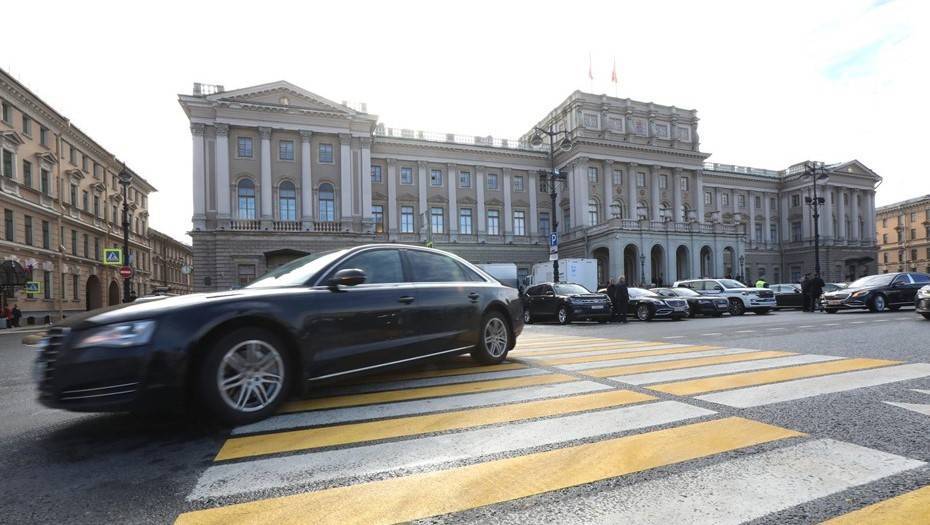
[
  {"x1": 523, "y1": 283, "x2": 612, "y2": 324},
  {"x1": 822, "y1": 272, "x2": 930, "y2": 313}
]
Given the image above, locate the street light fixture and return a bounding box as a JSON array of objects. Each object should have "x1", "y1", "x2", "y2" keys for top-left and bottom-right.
[
  {"x1": 532, "y1": 124, "x2": 573, "y2": 282},
  {"x1": 639, "y1": 254, "x2": 646, "y2": 286},
  {"x1": 803, "y1": 161, "x2": 830, "y2": 278},
  {"x1": 118, "y1": 164, "x2": 134, "y2": 303}
]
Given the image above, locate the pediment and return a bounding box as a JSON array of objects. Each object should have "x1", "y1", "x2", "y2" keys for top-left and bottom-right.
[
  {"x1": 211, "y1": 81, "x2": 364, "y2": 116},
  {"x1": 398, "y1": 192, "x2": 417, "y2": 201},
  {"x1": 0, "y1": 130, "x2": 26, "y2": 147},
  {"x1": 427, "y1": 194, "x2": 449, "y2": 204},
  {"x1": 486, "y1": 197, "x2": 503, "y2": 206},
  {"x1": 458, "y1": 196, "x2": 477, "y2": 205},
  {"x1": 372, "y1": 191, "x2": 387, "y2": 200},
  {"x1": 35, "y1": 151, "x2": 58, "y2": 165},
  {"x1": 830, "y1": 159, "x2": 880, "y2": 181}
]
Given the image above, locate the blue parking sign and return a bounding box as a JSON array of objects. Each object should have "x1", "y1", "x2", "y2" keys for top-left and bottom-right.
[{"x1": 549, "y1": 232, "x2": 558, "y2": 247}]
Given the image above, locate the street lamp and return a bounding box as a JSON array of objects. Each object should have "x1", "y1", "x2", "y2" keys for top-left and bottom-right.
[
  {"x1": 531, "y1": 125, "x2": 573, "y2": 282},
  {"x1": 739, "y1": 254, "x2": 745, "y2": 282},
  {"x1": 639, "y1": 254, "x2": 646, "y2": 286},
  {"x1": 803, "y1": 161, "x2": 830, "y2": 278},
  {"x1": 118, "y1": 164, "x2": 133, "y2": 303}
]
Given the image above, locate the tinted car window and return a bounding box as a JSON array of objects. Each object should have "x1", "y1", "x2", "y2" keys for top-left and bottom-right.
[
  {"x1": 909, "y1": 273, "x2": 930, "y2": 284},
  {"x1": 891, "y1": 274, "x2": 912, "y2": 285},
  {"x1": 332, "y1": 249, "x2": 404, "y2": 284},
  {"x1": 407, "y1": 250, "x2": 468, "y2": 282},
  {"x1": 553, "y1": 284, "x2": 590, "y2": 295}
]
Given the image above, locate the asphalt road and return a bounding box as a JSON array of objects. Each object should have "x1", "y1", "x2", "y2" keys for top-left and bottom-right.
[{"x1": 1, "y1": 308, "x2": 929, "y2": 524}]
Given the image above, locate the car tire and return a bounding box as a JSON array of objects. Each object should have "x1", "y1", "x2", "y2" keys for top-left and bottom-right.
[
  {"x1": 636, "y1": 304, "x2": 653, "y2": 321},
  {"x1": 825, "y1": 309, "x2": 838, "y2": 314},
  {"x1": 868, "y1": 294, "x2": 887, "y2": 313},
  {"x1": 729, "y1": 298, "x2": 746, "y2": 316},
  {"x1": 523, "y1": 309, "x2": 533, "y2": 324},
  {"x1": 688, "y1": 308, "x2": 696, "y2": 318},
  {"x1": 472, "y1": 311, "x2": 512, "y2": 364},
  {"x1": 557, "y1": 306, "x2": 571, "y2": 325},
  {"x1": 199, "y1": 327, "x2": 292, "y2": 426},
  {"x1": 754, "y1": 308, "x2": 771, "y2": 315},
  {"x1": 922, "y1": 313, "x2": 930, "y2": 320}
]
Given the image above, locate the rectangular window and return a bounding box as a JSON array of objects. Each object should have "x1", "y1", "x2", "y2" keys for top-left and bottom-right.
[
  {"x1": 792, "y1": 222, "x2": 802, "y2": 242},
  {"x1": 458, "y1": 171, "x2": 471, "y2": 188},
  {"x1": 608, "y1": 117, "x2": 624, "y2": 132},
  {"x1": 94, "y1": 237, "x2": 99, "y2": 260},
  {"x1": 22, "y1": 114, "x2": 32, "y2": 135},
  {"x1": 704, "y1": 192, "x2": 712, "y2": 205},
  {"x1": 721, "y1": 193, "x2": 730, "y2": 206},
  {"x1": 370, "y1": 165, "x2": 382, "y2": 183},
  {"x1": 40, "y1": 126, "x2": 48, "y2": 147},
  {"x1": 654, "y1": 122, "x2": 670, "y2": 139},
  {"x1": 882, "y1": 218, "x2": 887, "y2": 227},
  {"x1": 754, "y1": 223, "x2": 763, "y2": 241},
  {"x1": 24, "y1": 215, "x2": 32, "y2": 245},
  {"x1": 883, "y1": 233, "x2": 888, "y2": 244},
  {"x1": 22, "y1": 160, "x2": 32, "y2": 187},
  {"x1": 430, "y1": 207, "x2": 444, "y2": 234},
  {"x1": 43, "y1": 271, "x2": 51, "y2": 299},
  {"x1": 680, "y1": 177, "x2": 689, "y2": 191},
  {"x1": 792, "y1": 194, "x2": 801, "y2": 207},
  {"x1": 430, "y1": 169, "x2": 442, "y2": 186},
  {"x1": 0, "y1": 102, "x2": 9, "y2": 123},
  {"x1": 82, "y1": 155, "x2": 89, "y2": 172},
  {"x1": 770, "y1": 223, "x2": 778, "y2": 243},
  {"x1": 459, "y1": 208, "x2": 473, "y2": 234},
  {"x1": 93, "y1": 196, "x2": 100, "y2": 217},
  {"x1": 632, "y1": 118, "x2": 648, "y2": 136},
  {"x1": 513, "y1": 175, "x2": 524, "y2": 192},
  {"x1": 400, "y1": 206, "x2": 414, "y2": 233},
  {"x1": 83, "y1": 234, "x2": 88, "y2": 258},
  {"x1": 513, "y1": 210, "x2": 526, "y2": 236},
  {"x1": 1, "y1": 150, "x2": 12, "y2": 178},
  {"x1": 736, "y1": 194, "x2": 745, "y2": 208},
  {"x1": 754, "y1": 195, "x2": 762, "y2": 208},
  {"x1": 911, "y1": 228, "x2": 917, "y2": 240},
  {"x1": 400, "y1": 167, "x2": 413, "y2": 185},
  {"x1": 587, "y1": 167, "x2": 598, "y2": 184},
  {"x1": 676, "y1": 126, "x2": 691, "y2": 142},
  {"x1": 82, "y1": 190, "x2": 89, "y2": 211},
  {"x1": 911, "y1": 212, "x2": 918, "y2": 222},
  {"x1": 319, "y1": 143, "x2": 334, "y2": 163},
  {"x1": 539, "y1": 177, "x2": 548, "y2": 193},
  {"x1": 563, "y1": 208, "x2": 571, "y2": 231},
  {"x1": 487, "y1": 173, "x2": 499, "y2": 190},
  {"x1": 4, "y1": 209, "x2": 12, "y2": 241},
  {"x1": 71, "y1": 230, "x2": 77, "y2": 255},
  {"x1": 539, "y1": 211, "x2": 550, "y2": 235},
  {"x1": 42, "y1": 221, "x2": 50, "y2": 249},
  {"x1": 40, "y1": 169, "x2": 50, "y2": 195},
  {"x1": 237, "y1": 264, "x2": 256, "y2": 287},
  {"x1": 70, "y1": 184, "x2": 77, "y2": 206},
  {"x1": 636, "y1": 171, "x2": 646, "y2": 187},
  {"x1": 612, "y1": 169, "x2": 623, "y2": 185},
  {"x1": 372, "y1": 205, "x2": 384, "y2": 233},
  {"x1": 659, "y1": 174, "x2": 668, "y2": 189},
  {"x1": 487, "y1": 210, "x2": 500, "y2": 235},
  {"x1": 582, "y1": 113, "x2": 599, "y2": 128},
  {"x1": 237, "y1": 137, "x2": 253, "y2": 158},
  {"x1": 278, "y1": 140, "x2": 294, "y2": 160},
  {"x1": 68, "y1": 145, "x2": 76, "y2": 165}
]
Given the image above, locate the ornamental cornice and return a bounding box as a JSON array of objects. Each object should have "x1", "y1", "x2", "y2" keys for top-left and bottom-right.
[
  {"x1": 372, "y1": 136, "x2": 546, "y2": 162},
  {"x1": 299, "y1": 129, "x2": 313, "y2": 140},
  {"x1": 0, "y1": 76, "x2": 68, "y2": 131},
  {"x1": 214, "y1": 123, "x2": 229, "y2": 136},
  {"x1": 190, "y1": 123, "x2": 205, "y2": 136},
  {"x1": 258, "y1": 127, "x2": 272, "y2": 139},
  {"x1": 338, "y1": 133, "x2": 352, "y2": 143}
]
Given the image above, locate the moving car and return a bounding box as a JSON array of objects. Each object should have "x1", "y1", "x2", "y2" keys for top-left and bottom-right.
[
  {"x1": 673, "y1": 278, "x2": 776, "y2": 315},
  {"x1": 917, "y1": 285, "x2": 930, "y2": 320},
  {"x1": 650, "y1": 287, "x2": 729, "y2": 317},
  {"x1": 771, "y1": 283, "x2": 803, "y2": 309},
  {"x1": 33, "y1": 244, "x2": 523, "y2": 424},
  {"x1": 625, "y1": 288, "x2": 690, "y2": 321},
  {"x1": 822, "y1": 272, "x2": 930, "y2": 313},
  {"x1": 523, "y1": 282, "x2": 612, "y2": 324}
]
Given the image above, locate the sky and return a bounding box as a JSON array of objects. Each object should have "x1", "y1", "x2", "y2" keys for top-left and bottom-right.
[{"x1": 4, "y1": 0, "x2": 928, "y2": 244}]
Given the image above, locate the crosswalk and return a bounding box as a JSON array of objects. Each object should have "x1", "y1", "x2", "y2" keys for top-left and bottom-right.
[{"x1": 175, "y1": 333, "x2": 930, "y2": 524}]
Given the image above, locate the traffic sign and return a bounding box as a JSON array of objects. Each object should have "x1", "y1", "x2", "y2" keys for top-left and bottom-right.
[
  {"x1": 181, "y1": 265, "x2": 192, "y2": 275},
  {"x1": 549, "y1": 232, "x2": 558, "y2": 247},
  {"x1": 118, "y1": 266, "x2": 134, "y2": 279},
  {"x1": 25, "y1": 281, "x2": 41, "y2": 294},
  {"x1": 104, "y1": 248, "x2": 122, "y2": 266},
  {"x1": 549, "y1": 253, "x2": 558, "y2": 261}
]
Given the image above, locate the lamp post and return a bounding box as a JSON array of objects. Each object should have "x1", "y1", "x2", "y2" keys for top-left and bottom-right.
[
  {"x1": 118, "y1": 165, "x2": 133, "y2": 303},
  {"x1": 803, "y1": 161, "x2": 830, "y2": 278},
  {"x1": 739, "y1": 254, "x2": 745, "y2": 282},
  {"x1": 530, "y1": 125, "x2": 573, "y2": 282},
  {"x1": 639, "y1": 254, "x2": 646, "y2": 286}
]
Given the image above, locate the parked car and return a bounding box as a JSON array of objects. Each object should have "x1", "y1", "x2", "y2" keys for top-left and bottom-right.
[
  {"x1": 624, "y1": 287, "x2": 690, "y2": 321},
  {"x1": 822, "y1": 272, "x2": 930, "y2": 313},
  {"x1": 673, "y1": 278, "x2": 776, "y2": 315},
  {"x1": 523, "y1": 282, "x2": 612, "y2": 324},
  {"x1": 33, "y1": 244, "x2": 523, "y2": 424},
  {"x1": 650, "y1": 287, "x2": 729, "y2": 317},
  {"x1": 916, "y1": 285, "x2": 930, "y2": 320},
  {"x1": 771, "y1": 283, "x2": 804, "y2": 309}
]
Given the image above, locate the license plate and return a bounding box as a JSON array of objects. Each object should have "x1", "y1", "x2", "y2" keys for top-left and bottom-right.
[
  {"x1": 828, "y1": 300, "x2": 842, "y2": 305},
  {"x1": 590, "y1": 305, "x2": 604, "y2": 310}
]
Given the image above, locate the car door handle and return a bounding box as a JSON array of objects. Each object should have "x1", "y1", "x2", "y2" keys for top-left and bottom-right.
[
  {"x1": 398, "y1": 296, "x2": 415, "y2": 304},
  {"x1": 468, "y1": 292, "x2": 480, "y2": 301}
]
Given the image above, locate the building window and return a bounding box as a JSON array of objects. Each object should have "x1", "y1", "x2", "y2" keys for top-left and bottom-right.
[
  {"x1": 754, "y1": 195, "x2": 762, "y2": 208},
  {"x1": 319, "y1": 143, "x2": 334, "y2": 163},
  {"x1": 562, "y1": 208, "x2": 571, "y2": 231},
  {"x1": 370, "y1": 165, "x2": 382, "y2": 183},
  {"x1": 704, "y1": 191, "x2": 712, "y2": 205},
  {"x1": 21, "y1": 160, "x2": 32, "y2": 188},
  {"x1": 318, "y1": 183, "x2": 335, "y2": 222},
  {"x1": 792, "y1": 222, "x2": 802, "y2": 242},
  {"x1": 22, "y1": 115, "x2": 32, "y2": 135},
  {"x1": 372, "y1": 205, "x2": 384, "y2": 233},
  {"x1": 1, "y1": 150, "x2": 12, "y2": 178},
  {"x1": 458, "y1": 171, "x2": 471, "y2": 188},
  {"x1": 911, "y1": 212, "x2": 918, "y2": 222},
  {"x1": 69, "y1": 184, "x2": 77, "y2": 205},
  {"x1": 654, "y1": 122, "x2": 670, "y2": 139},
  {"x1": 430, "y1": 169, "x2": 443, "y2": 186},
  {"x1": 911, "y1": 228, "x2": 917, "y2": 240},
  {"x1": 72, "y1": 274, "x2": 78, "y2": 301},
  {"x1": 582, "y1": 113, "x2": 599, "y2": 128},
  {"x1": 676, "y1": 126, "x2": 691, "y2": 142},
  {"x1": 883, "y1": 252, "x2": 889, "y2": 264},
  {"x1": 400, "y1": 167, "x2": 413, "y2": 185},
  {"x1": 612, "y1": 169, "x2": 623, "y2": 185},
  {"x1": 278, "y1": 140, "x2": 294, "y2": 161},
  {"x1": 40, "y1": 126, "x2": 48, "y2": 147},
  {"x1": 911, "y1": 249, "x2": 918, "y2": 263},
  {"x1": 636, "y1": 171, "x2": 646, "y2": 187},
  {"x1": 459, "y1": 208, "x2": 473, "y2": 234},
  {"x1": 587, "y1": 167, "x2": 598, "y2": 184},
  {"x1": 400, "y1": 206, "x2": 414, "y2": 233},
  {"x1": 487, "y1": 173, "x2": 499, "y2": 190},
  {"x1": 608, "y1": 117, "x2": 624, "y2": 133},
  {"x1": 632, "y1": 118, "x2": 648, "y2": 136},
  {"x1": 680, "y1": 177, "x2": 689, "y2": 191},
  {"x1": 883, "y1": 233, "x2": 888, "y2": 244},
  {"x1": 754, "y1": 223, "x2": 763, "y2": 242},
  {"x1": 539, "y1": 211, "x2": 550, "y2": 235},
  {"x1": 487, "y1": 210, "x2": 500, "y2": 235},
  {"x1": 42, "y1": 220, "x2": 50, "y2": 249},
  {"x1": 93, "y1": 196, "x2": 100, "y2": 217},
  {"x1": 237, "y1": 137, "x2": 253, "y2": 158},
  {"x1": 40, "y1": 169, "x2": 50, "y2": 195},
  {"x1": 611, "y1": 201, "x2": 624, "y2": 219},
  {"x1": 82, "y1": 190, "x2": 89, "y2": 211},
  {"x1": 430, "y1": 207, "x2": 444, "y2": 234},
  {"x1": 721, "y1": 193, "x2": 730, "y2": 206},
  {"x1": 82, "y1": 155, "x2": 89, "y2": 172},
  {"x1": 659, "y1": 202, "x2": 672, "y2": 221},
  {"x1": 539, "y1": 177, "x2": 549, "y2": 193},
  {"x1": 513, "y1": 210, "x2": 526, "y2": 236},
  {"x1": 43, "y1": 271, "x2": 51, "y2": 299},
  {"x1": 237, "y1": 179, "x2": 256, "y2": 220},
  {"x1": 792, "y1": 194, "x2": 801, "y2": 207},
  {"x1": 736, "y1": 194, "x2": 745, "y2": 208},
  {"x1": 24, "y1": 215, "x2": 32, "y2": 245},
  {"x1": 659, "y1": 174, "x2": 668, "y2": 189},
  {"x1": 94, "y1": 237, "x2": 99, "y2": 260},
  {"x1": 83, "y1": 234, "x2": 88, "y2": 258},
  {"x1": 278, "y1": 181, "x2": 297, "y2": 221},
  {"x1": 882, "y1": 218, "x2": 887, "y2": 228},
  {"x1": 637, "y1": 202, "x2": 649, "y2": 220},
  {"x1": 513, "y1": 175, "x2": 524, "y2": 192},
  {"x1": 3, "y1": 209, "x2": 12, "y2": 241},
  {"x1": 0, "y1": 102, "x2": 9, "y2": 123},
  {"x1": 71, "y1": 230, "x2": 77, "y2": 255},
  {"x1": 588, "y1": 200, "x2": 599, "y2": 225},
  {"x1": 237, "y1": 264, "x2": 256, "y2": 286}
]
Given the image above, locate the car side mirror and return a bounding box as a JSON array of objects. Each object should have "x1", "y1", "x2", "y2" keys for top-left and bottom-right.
[{"x1": 328, "y1": 268, "x2": 366, "y2": 291}]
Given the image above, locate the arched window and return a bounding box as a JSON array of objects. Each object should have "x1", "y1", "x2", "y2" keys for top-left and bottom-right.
[
  {"x1": 659, "y1": 202, "x2": 672, "y2": 221},
  {"x1": 610, "y1": 201, "x2": 624, "y2": 219},
  {"x1": 319, "y1": 183, "x2": 335, "y2": 222},
  {"x1": 237, "y1": 179, "x2": 256, "y2": 220},
  {"x1": 636, "y1": 201, "x2": 649, "y2": 220},
  {"x1": 588, "y1": 199, "x2": 599, "y2": 226},
  {"x1": 279, "y1": 181, "x2": 297, "y2": 221}
]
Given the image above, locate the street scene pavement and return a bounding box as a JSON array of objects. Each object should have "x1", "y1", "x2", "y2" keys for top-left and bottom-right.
[{"x1": 3, "y1": 309, "x2": 929, "y2": 524}]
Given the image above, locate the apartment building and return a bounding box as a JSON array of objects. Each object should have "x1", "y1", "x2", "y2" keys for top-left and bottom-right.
[
  {"x1": 150, "y1": 228, "x2": 193, "y2": 295},
  {"x1": 876, "y1": 195, "x2": 930, "y2": 274}
]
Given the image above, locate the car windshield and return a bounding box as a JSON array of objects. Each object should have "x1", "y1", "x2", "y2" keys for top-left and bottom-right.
[
  {"x1": 554, "y1": 284, "x2": 591, "y2": 295},
  {"x1": 629, "y1": 287, "x2": 660, "y2": 298},
  {"x1": 848, "y1": 274, "x2": 894, "y2": 288},
  {"x1": 246, "y1": 250, "x2": 347, "y2": 288},
  {"x1": 719, "y1": 279, "x2": 748, "y2": 289},
  {"x1": 670, "y1": 288, "x2": 700, "y2": 297}
]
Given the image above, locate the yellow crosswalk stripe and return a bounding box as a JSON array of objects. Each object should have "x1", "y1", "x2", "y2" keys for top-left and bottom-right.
[
  {"x1": 513, "y1": 341, "x2": 662, "y2": 356},
  {"x1": 581, "y1": 350, "x2": 795, "y2": 378},
  {"x1": 342, "y1": 362, "x2": 527, "y2": 385},
  {"x1": 536, "y1": 345, "x2": 720, "y2": 366},
  {"x1": 216, "y1": 390, "x2": 656, "y2": 461},
  {"x1": 821, "y1": 485, "x2": 930, "y2": 524},
  {"x1": 514, "y1": 337, "x2": 616, "y2": 349},
  {"x1": 279, "y1": 373, "x2": 578, "y2": 413},
  {"x1": 648, "y1": 358, "x2": 900, "y2": 396},
  {"x1": 174, "y1": 417, "x2": 803, "y2": 525}
]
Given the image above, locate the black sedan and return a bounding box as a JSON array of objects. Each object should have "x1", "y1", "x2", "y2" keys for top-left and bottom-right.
[
  {"x1": 626, "y1": 288, "x2": 690, "y2": 321},
  {"x1": 523, "y1": 282, "x2": 612, "y2": 324},
  {"x1": 33, "y1": 244, "x2": 523, "y2": 424},
  {"x1": 822, "y1": 272, "x2": 930, "y2": 313},
  {"x1": 650, "y1": 287, "x2": 729, "y2": 317},
  {"x1": 771, "y1": 283, "x2": 804, "y2": 309},
  {"x1": 916, "y1": 285, "x2": 930, "y2": 320}
]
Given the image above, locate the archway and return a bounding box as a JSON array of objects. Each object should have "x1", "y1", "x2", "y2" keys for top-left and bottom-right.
[
  {"x1": 85, "y1": 275, "x2": 102, "y2": 311},
  {"x1": 623, "y1": 244, "x2": 639, "y2": 285},
  {"x1": 591, "y1": 247, "x2": 610, "y2": 289},
  {"x1": 108, "y1": 280, "x2": 120, "y2": 306},
  {"x1": 700, "y1": 246, "x2": 713, "y2": 278},
  {"x1": 650, "y1": 244, "x2": 666, "y2": 286},
  {"x1": 676, "y1": 245, "x2": 690, "y2": 282},
  {"x1": 722, "y1": 247, "x2": 736, "y2": 278}
]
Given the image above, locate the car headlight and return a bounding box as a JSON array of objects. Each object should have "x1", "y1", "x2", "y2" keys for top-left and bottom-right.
[
  {"x1": 918, "y1": 287, "x2": 930, "y2": 299},
  {"x1": 851, "y1": 290, "x2": 869, "y2": 298},
  {"x1": 73, "y1": 320, "x2": 157, "y2": 349}
]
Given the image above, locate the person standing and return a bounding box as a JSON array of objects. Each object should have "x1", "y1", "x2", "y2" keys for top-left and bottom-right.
[
  {"x1": 801, "y1": 273, "x2": 812, "y2": 312},
  {"x1": 755, "y1": 277, "x2": 768, "y2": 288},
  {"x1": 809, "y1": 274, "x2": 825, "y2": 312},
  {"x1": 613, "y1": 275, "x2": 630, "y2": 324},
  {"x1": 11, "y1": 304, "x2": 21, "y2": 328},
  {"x1": 606, "y1": 278, "x2": 617, "y2": 321}
]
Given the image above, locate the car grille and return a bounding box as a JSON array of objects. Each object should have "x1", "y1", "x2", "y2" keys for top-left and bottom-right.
[
  {"x1": 36, "y1": 327, "x2": 70, "y2": 398},
  {"x1": 757, "y1": 290, "x2": 774, "y2": 298},
  {"x1": 827, "y1": 292, "x2": 851, "y2": 300},
  {"x1": 573, "y1": 298, "x2": 606, "y2": 304},
  {"x1": 666, "y1": 299, "x2": 687, "y2": 308}
]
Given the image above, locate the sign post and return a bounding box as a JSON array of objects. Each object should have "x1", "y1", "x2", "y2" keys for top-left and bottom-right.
[
  {"x1": 103, "y1": 248, "x2": 122, "y2": 266},
  {"x1": 548, "y1": 232, "x2": 558, "y2": 261}
]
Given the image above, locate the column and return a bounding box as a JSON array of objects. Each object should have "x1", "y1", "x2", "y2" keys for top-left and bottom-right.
[
  {"x1": 627, "y1": 163, "x2": 638, "y2": 220},
  {"x1": 824, "y1": 185, "x2": 834, "y2": 244},
  {"x1": 566, "y1": 162, "x2": 576, "y2": 228},
  {"x1": 850, "y1": 190, "x2": 860, "y2": 241},
  {"x1": 865, "y1": 190, "x2": 875, "y2": 244},
  {"x1": 603, "y1": 159, "x2": 614, "y2": 219},
  {"x1": 299, "y1": 130, "x2": 313, "y2": 229},
  {"x1": 214, "y1": 124, "x2": 230, "y2": 221},
  {"x1": 801, "y1": 189, "x2": 811, "y2": 242},
  {"x1": 748, "y1": 191, "x2": 756, "y2": 244},
  {"x1": 574, "y1": 159, "x2": 589, "y2": 227},
  {"x1": 672, "y1": 168, "x2": 683, "y2": 223},
  {"x1": 387, "y1": 159, "x2": 398, "y2": 238},
  {"x1": 417, "y1": 161, "x2": 428, "y2": 238},
  {"x1": 695, "y1": 169, "x2": 705, "y2": 223},
  {"x1": 837, "y1": 188, "x2": 847, "y2": 241},
  {"x1": 649, "y1": 165, "x2": 660, "y2": 221},
  {"x1": 503, "y1": 168, "x2": 513, "y2": 241},
  {"x1": 528, "y1": 172, "x2": 538, "y2": 236},
  {"x1": 763, "y1": 192, "x2": 772, "y2": 248},
  {"x1": 259, "y1": 127, "x2": 272, "y2": 225},
  {"x1": 447, "y1": 163, "x2": 458, "y2": 240},
  {"x1": 476, "y1": 166, "x2": 486, "y2": 238},
  {"x1": 780, "y1": 194, "x2": 789, "y2": 244},
  {"x1": 190, "y1": 124, "x2": 206, "y2": 230},
  {"x1": 360, "y1": 138, "x2": 373, "y2": 227},
  {"x1": 715, "y1": 188, "x2": 722, "y2": 222},
  {"x1": 339, "y1": 133, "x2": 353, "y2": 222}
]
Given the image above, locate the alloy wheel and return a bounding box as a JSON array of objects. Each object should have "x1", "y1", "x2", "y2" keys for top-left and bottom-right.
[
  {"x1": 874, "y1": 295, "x2": 886, "y2": 312},
  {"x1": 637, "y1": 304, "x2": 651, "y2": 321},
  {"x1": 523, "y1": 309, "x2": 532, "y2": 323},
  {"x1": 483, "y1": 317, "x2": 509, "y2": 358},
  {"x1": 217, "y1": 339, "x2": 285, "y2": 413},
  {"x1": 558, "y1": 308, "x2": 568, "y2": 324}
]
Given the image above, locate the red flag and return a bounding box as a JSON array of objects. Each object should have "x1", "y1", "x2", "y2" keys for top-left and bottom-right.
[
  {"x1": 611, "y1": 57, "x2": 618, "y2": 84},
  {"x1": 588, "y1": 53, "x2": 593, "y2": 80}
]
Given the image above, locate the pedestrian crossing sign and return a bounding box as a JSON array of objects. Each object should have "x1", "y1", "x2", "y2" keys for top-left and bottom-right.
[
  {"x1": 25, "y1": 281, "x2": 41, "y2": 294},
  {"x1": 103, "y1": 248, "x2": 123, "y2": 266}
]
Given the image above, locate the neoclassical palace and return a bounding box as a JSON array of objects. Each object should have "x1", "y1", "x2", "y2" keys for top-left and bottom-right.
[{"x1": 179, "y1": 81, "x2": 880, "y2": 292}]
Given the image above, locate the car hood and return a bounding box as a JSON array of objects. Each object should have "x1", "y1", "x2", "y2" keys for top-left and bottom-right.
[
  {"x1": 826, "y1": 286, "x2": 869, "y2": 295},
  {"x1": 727, "y1": 287, "x2": 769, "y2": 293}
]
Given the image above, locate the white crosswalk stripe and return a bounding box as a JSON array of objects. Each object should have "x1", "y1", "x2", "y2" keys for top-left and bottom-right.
[
  {"x1": 611, "y1": 354, "x2": 844, "y2": 385},
  {"x1": 557, "y1": 347, "x2": 764, "y2": 372}
]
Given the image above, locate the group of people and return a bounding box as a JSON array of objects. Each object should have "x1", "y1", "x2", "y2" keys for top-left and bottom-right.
[
  {"x1": 800, "y1": 273, "x2": 826, "y2": 312},
  {"x1": 2, "y1": 304, "x2": 22, "y2": 328},
  {"x1": 605, "y1": 276, "x2": 631, "y2": 323}
]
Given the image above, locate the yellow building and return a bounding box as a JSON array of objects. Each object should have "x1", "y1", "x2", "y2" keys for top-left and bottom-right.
[
  {"x1": 150, "y1": 228, "x2": 193, "y2": 295},
  {"x1": 876, "y1": 195, "x2": 930, "y2": 274}
]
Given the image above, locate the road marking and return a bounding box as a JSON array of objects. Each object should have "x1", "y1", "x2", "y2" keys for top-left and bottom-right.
[
  {"x1": 884, "y1": 390, "x2": 930, "y2": 417},
  {"x1": 489, "y1": 438, "x2": 925, "y2": 525},
  {"x1": 767, "y1": 327, "x2": 786, "y2": 331},
  {"x1": 313, "y1": 368, "x2": 548, "y2": 396},
  {"x1": 735, "y1": 330, "x2": 755, "y2": 333},
  {"x1": 702, "y1": 332, "x2": 722, "y2": 336},
  {"x1": 513, "y1": 341, "x2": 659, "y2": 356},
  {"x1": 234, "y1": 381, "x2": 611, "y2": 435},
  {"x1": 612, "y1": 354, "x2": 844, "y2": 385},
  {"x1": 178, "y1": 417, "x2": 798, "y2": 523},
  {"x1": 825, "y1": 323, "x2": 840, "y2": 326},
  {"x1": 516, "y1": 343, "x2": 681, "y2": 360},
  {"x1": 579, "y1": 351, "x2": 794, "y2": 379},
  {"x1": 342, "y1": 361, "x2": 527, "y2": 384},
  {"x1": 188, "y1": 401, "x2": 718, "y2": 503},
  {"x1": 662, "y1": 336, "x2": 685, "y2": 339},
  {"x1": 696, "y1": 363, "x2": 930, "y2": 408},
  {"x1": 850, "y1": 321, "x2": 866, "y2": 324},
  {"x1": 558, "y1": 348, "x2": 767, "y2": 372},
  {"x1": 215, "y1": 389, "x2": 656, "y2": 461},
  {"x1": 279, "y1": 373, "x2": 577, "y2": 413},
  {"x1": 874, "y1": 319, "x2": 890, "y2": 322},
  {"x1": 798, "y1": 325, "x2": 814, "y2": 328},
  {"x1": 822, "y1": 484, "x2": 930, "y2": 524},
  {"x1": 535, "y1": 345, "x2": 719, "y2": 366},
  {"x1": 514, "y1": 337, "x2": 618, "y2": 349},
  {"x1": 648, "y1": 358, "x2": 899, "y2": 396}
]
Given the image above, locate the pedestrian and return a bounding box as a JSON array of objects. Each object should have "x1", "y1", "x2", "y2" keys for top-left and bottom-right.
[
  {"x1": 655, "y1": 274, "x2": 664, "y2": 287},
  {"x1": 801, "y1": 273, "x2": 812, "y2": 312},
  {"x1": 11, "y1": 304, "x2": 21, "y2": 328},
  {"x1": 809, "y1": 274, "x2": 825, "y2": 312},
  {"x1": 613, "y1": 275, "x2": 630, "y2": 324},
  {"x1": 755, "y1": 277, "x2": 768, "y2": 288},
  {"x1": 3, "y1": 305, "x2": 12, "y2": 328},
  {"x1": 606, "y1": 278, "x2": 617, "y2": 321}
]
